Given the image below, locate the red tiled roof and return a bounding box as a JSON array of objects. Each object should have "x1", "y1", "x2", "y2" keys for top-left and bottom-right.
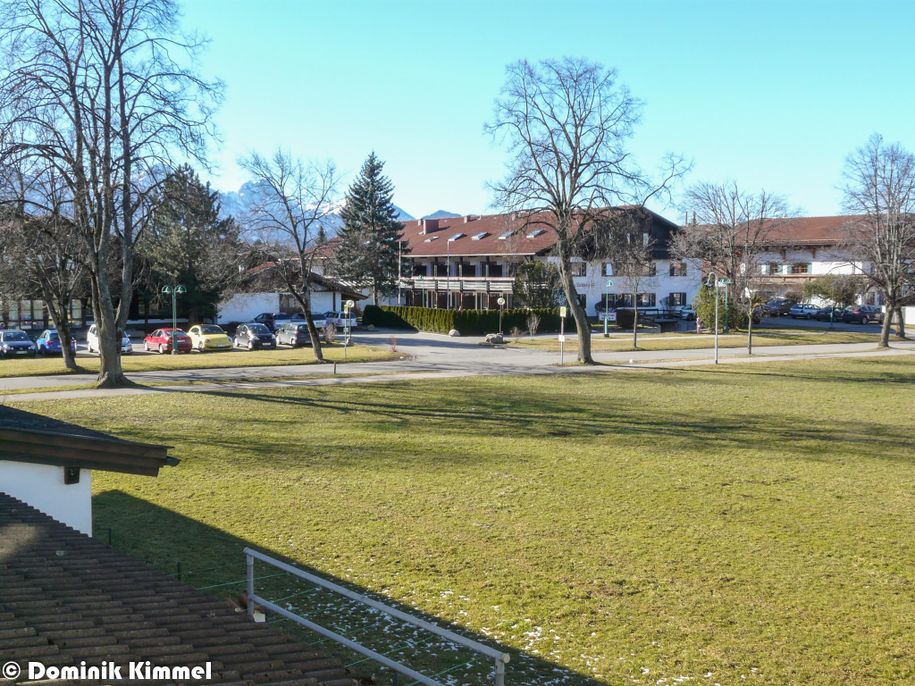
[
  {"x1": 397, "y1": 208, "x2": 678, "y2": 258},
  {"x1": 0, "y1": 492, "x2": 358, "y2": 685},
  {"x1": 761, "y1": 215, "x2": 863, "y2": 246}
]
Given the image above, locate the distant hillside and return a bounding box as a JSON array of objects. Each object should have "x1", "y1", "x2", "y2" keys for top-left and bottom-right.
[{"x1": 422, "y1": 209, "x2": 461, "y2": 219}]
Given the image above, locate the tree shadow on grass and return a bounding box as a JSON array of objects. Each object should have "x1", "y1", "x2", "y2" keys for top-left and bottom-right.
[
  {"x1": 94, "y1": 489, "x2": 604, "y2": 686},
  {"x1": 187, "y1": 379, "x2": 914, "y2": 467}
]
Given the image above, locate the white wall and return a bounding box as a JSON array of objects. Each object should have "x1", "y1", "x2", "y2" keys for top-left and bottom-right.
[
  {"x1": 217, "y1": 292, "x2": 279, "y2": 324},
  {"x1": 0, "y1": 461, "x2": 92, "y2": 534},
  {"x1": 904, "y1": 306, "x2": 915, "y2": 326}
]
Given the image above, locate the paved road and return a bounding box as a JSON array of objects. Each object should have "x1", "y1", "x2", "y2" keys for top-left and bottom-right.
[{"x1": 2, "y1": 329, "x2": 913, "y2": 402}]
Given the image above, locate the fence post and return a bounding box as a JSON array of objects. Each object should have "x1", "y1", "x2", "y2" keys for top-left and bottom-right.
[
  {"x1": 495, "y1": 657, "x2": 506, "y2": 686},
  {"x1": 246, "y1": 553, "x2": 255, "y2": 618}
]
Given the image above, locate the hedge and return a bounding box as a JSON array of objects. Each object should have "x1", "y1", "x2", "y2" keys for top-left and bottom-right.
[{"x1": 362, "y1": 305, "x2": 577, "y2": 336}]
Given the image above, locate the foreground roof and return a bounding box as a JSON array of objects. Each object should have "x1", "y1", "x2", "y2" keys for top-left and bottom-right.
[
  {"x1": 0, "y1": 406, "x2": 176, "y2": 477},
  {"x1": 0, "y1": 492, "x2": 357, "y2": 685}
]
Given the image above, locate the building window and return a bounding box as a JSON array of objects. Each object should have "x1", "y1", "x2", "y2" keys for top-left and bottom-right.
[
  {"x1": 668, "y1": 292, "x2": 687, "y2": 307},
  {"x1": 459, "y1": 263, "x2": 476, "y2": 277},
  {"x1": 790, "y1": 263, "x2": 811, "y2": 274},
  {"x1": 602, "y1": 262, "x2": 613, "y2": 276},
  {"x1": 669, "y1": 260, "x2": 688, "y2": 277},
  {"x1": 636, "y1": 293, "x2": 656, "y2": 307},
  {"x1": 569, "y1": 262, "x2": 586, "y2": 277},
  {"x1": 765, "y1": 262, "x2": 781, "y2": 275},
  {"x1": 433, "y1": 263, "x2": 448, "y2": 277},
  {"x1": 486, "y1": 262, "x2": 504, "y2": 277},
  {"x1": 645, "y1": 261, "x2": 657, "y2": 277},
  {"x1": 413, "y1": 263, "x2": 428, "y2": 277}
]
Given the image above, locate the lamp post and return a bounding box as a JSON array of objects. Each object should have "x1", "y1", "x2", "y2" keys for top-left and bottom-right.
[
  {"x1": 497, "y1": 296, "x2": 506, "y2": 335},
  {"x1": 343, "y1": 299, "x2": 354, "y2": 360},
  {"x1": 161, "y1": 284, "x2": 186, "y2": 355},
  {"x1": 704, "y1": 274, "x2": 730, "y2": 364},
  {"x1": 603, "y1": 279, "x2": 615, "y2": 337}
]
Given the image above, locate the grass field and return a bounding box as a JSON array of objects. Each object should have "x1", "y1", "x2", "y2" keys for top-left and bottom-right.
[
  {"x1": 0, "y1": 342, "x2": 399, "y2": 378},
  {"x1": 510, "y1": 328, "x2": 879, "y2": 352},
  {"x1": 8, "y1": 358, "x2": 914, "y2": 685}
]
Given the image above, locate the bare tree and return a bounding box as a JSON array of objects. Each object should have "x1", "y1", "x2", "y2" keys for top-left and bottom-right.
[
  {"x1": 0, "y1": 0, "x2": 220, "y2": 387},
  {"x1": 0, "y1": 155, "x2": 86, "y2": 369},
  {"x1": 239, "y1": 150, "x2": 337, "y2": 362},
  {"x1": 579, "y1": 208, "x2": 656, "y2": 349},
  {"x1": 486, "y1": 57, "x2": 685, "y2": 363},
  {"x1": 841, "y1": 134, "x2": 915, "y2": 346},
  {"x1": 672, "y1": 182, "x2": 791, "y2": 354}
]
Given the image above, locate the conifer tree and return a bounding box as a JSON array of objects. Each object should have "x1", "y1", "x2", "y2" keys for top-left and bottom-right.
[
  {"x1": 140, "y1": 165, "x2": 241, "y2": 322},
  {"x1": 335, "y1": 153, "x2": 406, "y2": 303}
]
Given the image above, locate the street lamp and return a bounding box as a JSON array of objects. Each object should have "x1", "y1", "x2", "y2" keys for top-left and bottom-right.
[
  {"x1": 497, "y1": 296, "x2": 506, "y2": 335},
  {"x1": 603, "y1": 279, "x2": 615, "y2": 337},
  {"x1": 343, "y1": 299, "x2": 355, "y2": 360},
  {"x1": 161, "y1": 284, "x2": 186, "y2": 355},
  {"x1": 704, "y1": 274, "x2": 730, "y2": 364}
]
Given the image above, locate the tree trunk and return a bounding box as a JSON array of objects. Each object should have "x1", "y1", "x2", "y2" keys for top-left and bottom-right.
[
  {"x1": 92, "y1": 273, "x2": 129, "y2": 388},
  {"x1": 304, "y1": 311, "x2": 325, "y2": 362},
  {"x1": 893, "y1": 307, "x2": 906, "y2": 339},
  {"x1": 556, "y1": 236, "x2": 592, "y2": 364},
  {"x1": 878, "y1": 305, "x2": 892, "y2": 348}
]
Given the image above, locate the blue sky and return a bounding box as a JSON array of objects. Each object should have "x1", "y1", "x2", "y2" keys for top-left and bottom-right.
[{"x1": 182, "y1": 0, "x2": 915, "y2": 219}]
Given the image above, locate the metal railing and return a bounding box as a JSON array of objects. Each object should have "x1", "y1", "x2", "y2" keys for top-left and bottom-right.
[
  {"x1": 404, "y1": 276, "x2": 514, "y2": 293},
  {"x1": 244, "y1": 547, "x2": 510, "y2": 686}
]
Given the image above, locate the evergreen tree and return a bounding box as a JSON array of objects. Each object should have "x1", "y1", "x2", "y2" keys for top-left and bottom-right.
[
  {"x1": 140, "y1": 165, "x2": 241, "y2": 322},
  {"x1": 334, "y1": 153, "x2": 406, "y2": 303}
]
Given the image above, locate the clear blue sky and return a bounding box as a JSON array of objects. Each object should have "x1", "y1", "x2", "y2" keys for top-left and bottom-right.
[{"x1": 182, "y1": 0, "x2": 915, "y2": 219}]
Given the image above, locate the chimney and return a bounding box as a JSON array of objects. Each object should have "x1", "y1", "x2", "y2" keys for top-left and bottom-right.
[
  {"x1": 463, "y1": 214, "x2": 479, "y2": 223},
  {"x1": 421, "y1": 218, "x2": 439, "y2": 234}
]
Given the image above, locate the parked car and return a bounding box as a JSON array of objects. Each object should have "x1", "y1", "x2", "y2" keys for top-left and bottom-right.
[
  {"x1": 789, "y1": 303, "x2": 820, "y2": 319},
  {"x1": 842, "y1": 305, "x2": 883, "y2": 324},
  {"x1": 234, "y1": 323, "x2": 277, "y2": 350},
  {"x1": 187, "y1": 324, "x2": 233, "y2": 352},
  {"x1": 321, "y1": 311, "x2": 357, "y2": 328},
  {"x1": 0, "y1": 329, "x2": 36, "y2": 357},
  {"x1": 678, "y1": 305, "x2": 697, "y2": 321},
  {"x1": 35, "y1": 329, "x2": 77, "y2": 355},
  {"x1": 276, "y1": 322, "x2": 312, "y2": 347},
  {"x1": 144, "y1": 328, "x2": 192, "y2": 354},
  {"x1": 86, "y1": 324, "x2": 132, "y2": 354},
  {"x1": 763, "y1": 298, "x2": 793, "y2": 316},
  {"x1": 813, "y1": 306, "x2": 845, "y2": 322},
  {"x1": 252, "y1": 312, "x2": 308, "y2": 331}
]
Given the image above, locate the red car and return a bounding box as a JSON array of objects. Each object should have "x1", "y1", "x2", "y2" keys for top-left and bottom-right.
[{"x1": 143, "y1": 327, "x2": 192, "y2": 354}]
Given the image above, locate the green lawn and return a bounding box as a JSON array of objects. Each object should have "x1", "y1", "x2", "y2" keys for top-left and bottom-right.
[
  {"x1": 9, "y1": 358, "x2": 914, "y2": 685},
  {"x1": 511, "y1": 328, "x2": 879, "y2": 352},
  {"x1": 0, "y1": 342, "x2": 398, "y2": 378}
]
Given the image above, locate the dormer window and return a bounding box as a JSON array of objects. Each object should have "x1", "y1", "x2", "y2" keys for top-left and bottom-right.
[
  {"x1": 471, "y1": 232, "x2": 489, "y2": 240},
  {"x1": 526, "y1": 228, "x2": 546, "y2": 238},
  {"x1": 448, "y1": 232, "x2": 465, "y2": 242},
  {"x1": 423, "y1": 235, "x2": 439, "y2": 243},
  {"x1": 497, "y1": 230, "x2": 514, "y2": 240}
]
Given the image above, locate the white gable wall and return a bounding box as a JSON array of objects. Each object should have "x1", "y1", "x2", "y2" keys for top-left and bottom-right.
[{"x1": 0, "y1": 461, "x2": 92, "y2": 534}]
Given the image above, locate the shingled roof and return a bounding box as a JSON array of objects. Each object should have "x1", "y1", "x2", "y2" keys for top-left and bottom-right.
[{"x1": 0, "y1": 492, "x2": 357, "y2": 685}]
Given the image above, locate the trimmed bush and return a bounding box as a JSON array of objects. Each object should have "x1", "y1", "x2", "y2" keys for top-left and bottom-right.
[{"x1": 362, "y1": 304, "x2": 576, "y2": 335}]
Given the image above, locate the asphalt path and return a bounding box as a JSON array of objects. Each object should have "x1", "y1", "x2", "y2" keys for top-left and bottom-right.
[{"x1": 1, "y1": 328, "x2": 912, "y2": 402}]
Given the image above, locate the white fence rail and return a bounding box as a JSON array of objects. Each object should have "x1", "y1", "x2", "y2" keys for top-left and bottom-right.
[{"x1": 244, "y1": 547, "x2": 510, "y2": 686}]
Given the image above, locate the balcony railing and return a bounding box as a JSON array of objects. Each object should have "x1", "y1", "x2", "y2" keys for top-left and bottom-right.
[{"x1": 403, "y1": 276, "x2": 514, "y2": 292}]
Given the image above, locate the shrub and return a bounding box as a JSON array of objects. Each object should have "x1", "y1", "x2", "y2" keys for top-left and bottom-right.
[{"x1": 362, "y1": 304, "x2": 575, "y2": 335}]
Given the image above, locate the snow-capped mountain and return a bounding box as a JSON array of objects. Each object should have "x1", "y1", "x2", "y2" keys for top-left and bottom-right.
[{"x1": 218, "y1": 181, "x2": 415, "y2": 238}]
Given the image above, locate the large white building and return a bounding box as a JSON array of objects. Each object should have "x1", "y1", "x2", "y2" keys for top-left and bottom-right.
[
  {"x1": 753, "y1": 215, "x2": 881, "y2": 304},
  {"x1": 381, "y1": 209, "x2": 702, "y2": 315}
]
